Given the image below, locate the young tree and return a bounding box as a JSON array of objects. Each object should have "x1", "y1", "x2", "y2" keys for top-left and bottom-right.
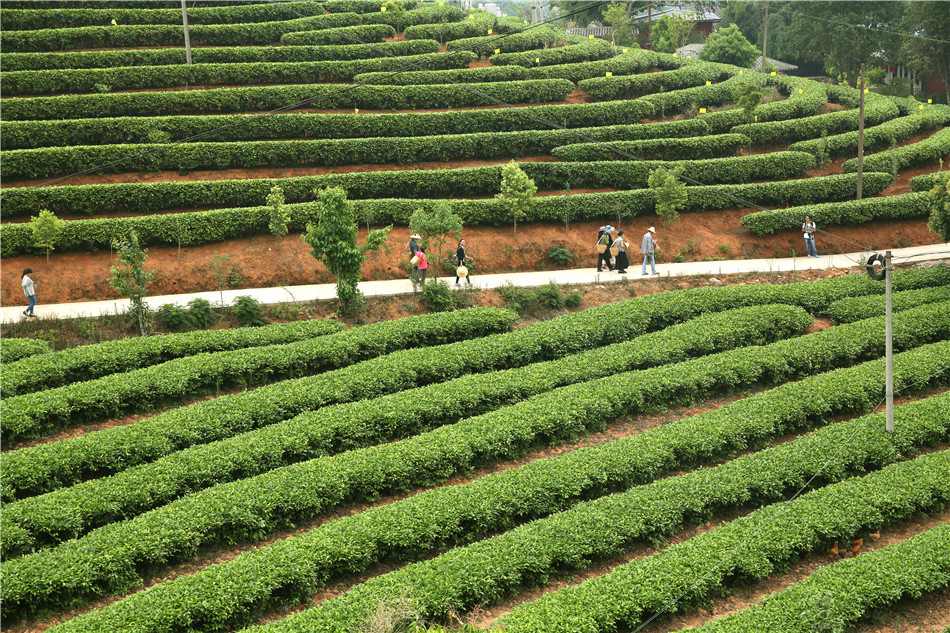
[
  {"x1": 30, "y1": 208, "x2": 64, "y2": 270},
  {"x1": 496, "y1": 160, "x2": 537, "y2": 238},
  {"x1": 699, "y1": 23, "x2": 760, "y2": 67},
  {"x1": 603, "y1": 3, "x2": 634, "y2": 46},
  {"x1": 409, "y1": 201, "x2": 464, "y2": 273},
  {"x1": 927, "y1": 170, "x2": 950, "y2": 242},
  {"x1": 301, "y1": 187, "x2": 391, "y2": 314},
  {"x1": 652, "y1": 12, "x2": 696, "y2": 57},
  {"x1": 267, "y1": 185, "x2": 290, "y2": 249},
  {"x1": 110, "y1": 231, "x2": 155, "y2": 337},
  {"x1": 731, "y1": 79, "x2": 763, "y2": 145},
  {"x1": 648, "y1": 166, "x2": 688, "y2": 249}
]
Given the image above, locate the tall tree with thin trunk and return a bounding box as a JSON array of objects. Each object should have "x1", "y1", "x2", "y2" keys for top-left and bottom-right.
[
  {"x1": 900, "y1": 1, "x2": 950, "y2": 105},
  {"x1": 496, "y1": 160, "x2": 537, "y2": 238},
  {"x1": 110, "y1": 231, "x2": 155, "y2": 337},
  {"x1": 30, "y1": 209, "x2": 63, "y2": 270}
]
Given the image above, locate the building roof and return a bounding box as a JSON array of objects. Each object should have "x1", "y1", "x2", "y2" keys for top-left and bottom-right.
[{"x1": 632, "y1": 5, "x2": 721, "y2": 23}]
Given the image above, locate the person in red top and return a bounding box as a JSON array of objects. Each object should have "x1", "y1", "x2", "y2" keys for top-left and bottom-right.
[{"x1": 416, "y1": 249, "x2": 428, "y2": 284}]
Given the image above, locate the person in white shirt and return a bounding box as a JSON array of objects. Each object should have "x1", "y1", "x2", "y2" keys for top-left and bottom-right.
[
  {"x1": 802, "y1": 215, "x2": 819, "y2": 258},
  {"x1": 641, "y1": 227, "x2": 659, "y2": 275},
  {"x1": 21, "y1": 268, "x2": 37, "y2": 317}
]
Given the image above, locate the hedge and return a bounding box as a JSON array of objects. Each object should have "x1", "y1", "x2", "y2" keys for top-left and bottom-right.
[
  {"x1": 445, "y1": 26, "x2": 559, "y2": 57},
  {"x1": 500, "y1": 446, "x2": 950, "y2": 632},
  {"x1": 524, "y1": 48, "x2": 681, "y2": 82},
  {"x1": 827, "y1": 285, "x2": 950, "y2": 324},
  {"x1": 843, "y1": 125, "x2": 950, "y2": 173},
  {"x1": 579, "y1": 60, "x2": 740, "y2": 101},
  {"x1": 0, "y1": 2, "x2": 330, "y2": 30},
  {"x1": 0, "y1": 39, "x2": 437, "y2": 72},
  {"x1": 0, "y1": 51, "x2": 480, "y2": 95},
  {"x1": 277, "y1": 23, "x2": 395, "y2": 46},
  {"x1": 260, "y1": 379, "x2": 950, "y2": 633},
  {"x1": 402, "y1": 10, "x2": 495, "y2": 43},
  {"x1": 0, "y1": 173, "x2": 892, "y2": 256},
  {"x1": 489, "y1": 38, "x2": 615, "y2": 67},
  {"x1": 0, "y1": 13, "x2": 362, "y2": 52},
  {"x1": 0, "y1": 338, "x2": 49, "y2": 363},
  {"x1": 733, "y1": 92, "x2": 900, "y2": 146},
  {"x1": 353, "y1": 64, "x2": 529, "y2": 86},
  {"x1": 0, "y1": 98, "x2": 654, "y2": 150},
  {"x1": 0, "y1": 318, "x2": 347, "y2": 398},
  {"x1": 680, "y1": 523, "x2": 950, "y2": 633},
  {"x1": 790, "y1": 107, "x2": 950, "y2": 160},
  {"x1": 6, "y1": 309, "x2": 948, "y2": 620},
  {"x1": 909, "y1": 171, "x2": 943, "y2": 192},
  {"x1": 2, "y1": 304, "x2": 810, "y2": 551},
  {"x1": 356, "y1": 4, "x2": 464, "y2": 31},
  {"x1": 0, "y1": 152, "x2": 816, "y2": 219},
  {"x1": 40, "y1": 349, "x2": 950, "y2": 633},
  {"x1": 740, "y1": 191, "x2": 929, "y2": 236},
  {"x1": 0, "y1": 307, "x2": 517, "y2": 444},
  {"x1": 0, "y1": 76, "x2": 570, "y2": 121},
  {"x1": 10, "y1": 267, "x2": 947, "y2": 505},
  {"x1": 550, "y1": 132, "x2": 750, "y2": 161}
]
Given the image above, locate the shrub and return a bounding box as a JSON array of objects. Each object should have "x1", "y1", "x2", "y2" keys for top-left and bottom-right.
[
  {"x1": 155, "y1": 303, "x2": 192, "y2": 332},
  {"x1": 0, "y1": 338, "x2": 49, "y2": 362},
  {"x1": 498, "y1": 283, "x2": 537, "y2": 313},
  {"x1": 232, "y1": 295, "x2": 267, "y2": 327},
  {"x1": 547, "y1": 245, "x2": 574, "y2": 266},
  {"x1": 188, "y1": 298, "x2": 214, "y2": 329},
  {"x1": 565, "y1": 290, "x2": 583, "y2": 308},
  {"x1": 535, "y1": 283, "x2": 567, "y2": 309},
  {"x1": 420, "y1": 279, "x2": 457, "y2": 312}
]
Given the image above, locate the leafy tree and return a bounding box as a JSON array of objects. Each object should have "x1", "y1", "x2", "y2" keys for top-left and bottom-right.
[
  {"x1": 900, "y1": 1, "x2": 950, "y2": 105},
  {"x1": 649, "y1": 166, "x2": 688, "y2": 248},
  {"x1": 718, "y1": 1, "x2": 793, "y2": 62},
  {"x1": 784, "y1": 1, "x2": 903, "y2": 87},
  {"x1": 266, "y1": 185, "x2": 290, "y2": 249},
  {"x1": 652, "y1": 12, "x2": 696, "y2": 56},
  {"x1": 301, "y1": 187, "x2": 391, "y2": 315},
  {"x1": 732, "y1": 79, "x2": 763, "y2": 143},
  {"x1": 927, "y1": 170, "x2": 950, "y2": 242},
  {"x1": 409, "y1": 201, "x2": 463, "y2": 273},
  {"x1": 29, "y1": 208, "x2": 63, "y2": 270},
  {"x1": 109, "y1": 231, "x2": 155, "y2": 337},
  {"x1": 603, "y1": 3, "x2": 634, "y2": 46},
  {"x1": 700, "y1": 23, "x2": 760, "y2": 67},
  {"x1": 496, "y1": 161, "x2": 537, "y2": 237}
]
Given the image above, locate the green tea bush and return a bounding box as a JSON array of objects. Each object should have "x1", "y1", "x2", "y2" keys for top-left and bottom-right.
[{"x1": 232, "y1": 296, "x2": 267, "y2": 327}]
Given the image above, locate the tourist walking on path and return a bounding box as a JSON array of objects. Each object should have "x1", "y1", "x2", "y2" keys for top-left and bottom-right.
[
  {"x1": 455, "y1": 239, "x2": 472, "y2": 285},
  {"x1": 415, "y1": 249, "x2": 429, "y2": 284},
  {"x1": 802, "y1": 215, "x2": 819, "y2": 258},
  {"x1": 612, "y1": 231, "x2": 630, "y2": 274},
  {"x1": 21, "y1": 268, "x2": 37, "y2": 317},
  {"x1": 405, "y1": 233, "x2": 421, "y2": 282},
  {"x1": 597, "y1": 225, "x2": 615, "y2": 272},
  {"x1": 641, "y1": 226, "x2": 659, "y2": 275}
]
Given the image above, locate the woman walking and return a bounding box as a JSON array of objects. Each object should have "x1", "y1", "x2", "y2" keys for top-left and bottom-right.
[
  {"x1": 612, "y1": 231, "x2": 630, "y2": 274},
  {"x1": 416, "y1": 249, "x2": 429, "y2": 284},
  {"x1": 21, "y1": 268, "x2": 37, "y2": 317},
  {"x1": 455, "y1": 238, "x2": 472, "y2": 286},
  {"x1": 596, "y1": 225, "x2": 614, "y2": 272}
]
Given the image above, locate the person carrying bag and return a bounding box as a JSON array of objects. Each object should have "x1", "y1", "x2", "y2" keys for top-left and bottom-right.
[{"x1": 596, "y1": 225, "x2": 614, "y2": 272}]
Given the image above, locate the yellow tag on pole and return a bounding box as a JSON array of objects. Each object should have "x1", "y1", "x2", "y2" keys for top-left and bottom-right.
[
  {"x1": 928, "y1": 99, "x2": 933, "y2": 103},
  {"x1": 920, "y1": 104, "x2": 925, "y2": 109},
  {"x1": 622, "y1": 48, "x2": 628, "y2": 53},
  {"x1": 494, "y1": 48, "x2": 500, "y2": 54},
  {"x1": 524, "y1": 19, "x2": 528, "y2": 24},
  {"x1": 589, "y1": 34, "x2": 595, "y2": 39},
  {"x1": 606, "y1": 71, "x2": 613, "y2": 77},
  {"x1": 535, "y1": 57, "x2": 540, "y2": 63},
  {"x1": 111, "y1": 18, "x2": 118, "y2": 25},
  {"x1": 381, "y1": 5, "x2": 386, "y2": 11},
  {"x1": 488, "y1": 29, "x2": 492, "y2": 34},
  {"x1": 355, "y1": 108, "x2": 359, "y2": 114},
  {"x1": 439, "y1": 1, "x2": 444, "y2": 4},
  {"x1": 864, "y1": 88, "x2": 869, "y2": 93},
  {"x1": 705, "y1": 81, "x2": 711, "y2": 85},
  {"x1": 739, "y1": 70, "x2": 743, "y2": 74},
  {"x1": 470, "y1": 14, "x2": 474, "y2": 19},
  {"x1": 686, "y1": 55, "x2": 691, "y2": 59},
  {"x1": 699, "y1": 108, "x2": 707, "y2": 114},
  {"x1": 770, "y1": 71, "x2": 776, "y2": 76},
  {"x1": 754, "y1": 115, "x2": 758, "y2": 122},
  {"x1": 798, "y1": 89, "x2": 803, "y2": 94}
]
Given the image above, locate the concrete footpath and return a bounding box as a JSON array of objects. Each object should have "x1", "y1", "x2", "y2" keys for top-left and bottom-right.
[{"x1": 3, "y1": 244, "x2": 947, "y2": 324}]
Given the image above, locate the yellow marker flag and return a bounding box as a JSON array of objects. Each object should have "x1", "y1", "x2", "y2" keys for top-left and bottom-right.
[
  {"x1": 589, "y1": 34, "x2": 595, "y2": 39},
  {"x1": 488, "y1": 29, "x2": 492, "y2": 34},
  {"x1": 439, "y1": 1, "x2": 444, "y2": 4},
  {"x1": 770, "y1": 71, "x2": 777, "y2": 76},
  {"x1": 705, "y1": 80, "x2": 711, "y2": 85},
  {"x1": 503, "y1": 14, "x2": 507, "y2": 17},
  {"x1": 606, "y1": 71, "x2": 613, "y2": 77},
  {"x1": 699, "y1": 108, "x2": 707, "y2": 114},
  {"x1": 739, "y1": 70, "x2": 744, "y2": 74},
  {"x1": 920, "y1": 104, "x2": 925, "y2": 109},
  {"x1": 355, "y1": 108, "x2": 359, "y2": 114},
  {"x1": 622, "y1": 48, "x2": 628, "y2": 53},
  {"x1": 864, "y1": 88, "x2": 869, "y2": 93},
  {"x1": 381, "y1": 5, "x2": 386, "y2": 11},
  {"x1": 470, "y1": 14, "x2": 474, "y2": 19},
  {"x1": 754, "y1": 115, "x2": 758, "y2": 122},
  {"x1": 111, "y1": 18, "x2": 117, "y2": 25},
  {"x1": 799, "y1": 89, "x2": 803, "y2": 94},
  {"x1": 524, "y1": 19, "x2": 528, "y2": 24},
  {"x1": 535, "y1": 57, "x2": 540, "y2": 63},
  {"x1": 928, "y1": 99, "x2": 933, "y2": 103},
  {"x1": 686, "y1": 55, "x2": 691, "y2": 59},
  {"x1": 494, "y1": 48, "x2": 500, "y2": 54}
]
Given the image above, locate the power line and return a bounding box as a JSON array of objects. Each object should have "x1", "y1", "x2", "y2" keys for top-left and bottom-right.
[{"x1": 781, "y1": 7, "x2": 950, "y2": 45}]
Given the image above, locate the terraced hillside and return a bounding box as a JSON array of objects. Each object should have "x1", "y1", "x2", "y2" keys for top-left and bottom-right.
[
  {"x1": 0, "y1": 0, "x2": 947, "y2": 304},
  {"x1": 1, "y1": 4, "x2": 950, "y2": 632}
]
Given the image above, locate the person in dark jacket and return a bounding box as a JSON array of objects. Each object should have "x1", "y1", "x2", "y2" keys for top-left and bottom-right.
[
  {"x1": 455, "y1": 238, "x2": 472, "y2": 285},
  {"x1": 612, "y1": 231, "x2": 629, "y2": 274},
  {"x1": 597, "y1": 225, "x2": 615, "y2": 272},
  {"x1": 405, "y1": 233, "x2": 421, "y2": 283}
]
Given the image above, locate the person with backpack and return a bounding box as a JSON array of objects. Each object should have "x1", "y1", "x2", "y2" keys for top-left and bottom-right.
[
  {"x1": 802, "y1": 215, "x2": 819, "y2": 258},
  {"x1": 454, "y1": 238, "x2": 472, "y2": 286},
  {"x1": 596, "y1": 225, "x2": 614, "y2": 272}
]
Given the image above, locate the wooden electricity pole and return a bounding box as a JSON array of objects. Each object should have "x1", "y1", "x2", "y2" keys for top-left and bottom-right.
[
  {"x1": 857, "y1": 63, "x2": 866, "y2": 200},
  {"x1": 760, "y1": 2, "x2": 768, "y2": 71}
]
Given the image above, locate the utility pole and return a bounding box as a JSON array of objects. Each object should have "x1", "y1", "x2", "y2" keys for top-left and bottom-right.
[
  {"x1": 760, "y1": 2, "x2": 768, "y2": 71},
  {"x1": 885, "y1": 250, "x2": 894, "y2": 432},
  {"x1": 857, "y1": 63, "x2": 866, "y2": 200},
  {"x1": 181, "y1": 0, "x2": 193, "y2": 65}
]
